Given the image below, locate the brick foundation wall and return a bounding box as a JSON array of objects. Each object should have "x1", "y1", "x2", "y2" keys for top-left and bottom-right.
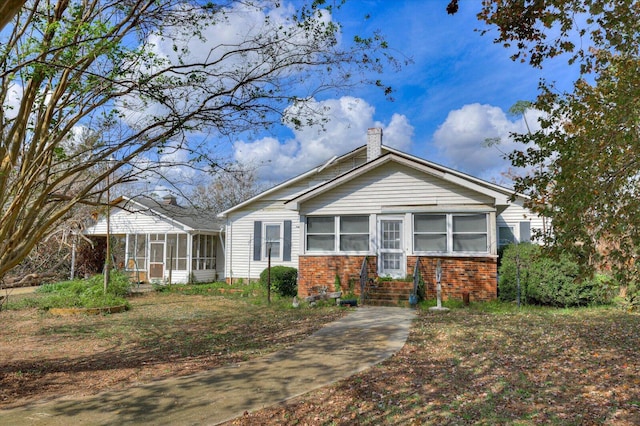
[
  {"x1": 408, "y1": 256, "x2": 497, "y2": 302},
  {"x1": 298, "y1": 255, "x2": 376, "y2": 297},
  {"x1": 299, "y1": 255, "x2": 497, "y2": 302}
]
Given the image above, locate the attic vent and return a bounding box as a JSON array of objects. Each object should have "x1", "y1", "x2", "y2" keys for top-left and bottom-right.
[
  {"x1": 162, "y1": 195, "x2": 178, "y2": 205},
  {"x1": 367, "y1": 127, "x2": 382, "y2": 161}
]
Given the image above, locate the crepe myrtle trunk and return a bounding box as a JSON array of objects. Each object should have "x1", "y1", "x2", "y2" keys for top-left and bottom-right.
[{"x1": 0, "y1": 0, "x2": 26, "y2": 31}]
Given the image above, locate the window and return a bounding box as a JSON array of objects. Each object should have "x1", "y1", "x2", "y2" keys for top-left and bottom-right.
[
  {"x1": 166, "y1": 234, "x2": 188, "y2": 271},
  {"x1": 498, "y1": 226, "x2": 515, "y2": 247},
  {"x1": 264, "y1": 223, "x2": 282, "y2": 259},
  {"x1": 126, "y1": 234, "x2": 147, "y2": 270},
  {"x1": 307, "y1": 217, "x2": 335, "y2": 251},
  {"x1": 414, "y1": 214, "x2": 447, "y2": 251},
  {"x1": 192, "y1": 235, "x2": 216, "y2": 270},
  {"x1": 340, "y1": 216, "x2": 369, "y2": 251},
  {"x1": 306, "y1": 216, "x2": 370, "y2": 252},
  {"x1": 453, "y1": 214, "x2": 488, "y2": 252},
  {"x1": 413, "y1": 213, "x2": 488, "y2": 253}
]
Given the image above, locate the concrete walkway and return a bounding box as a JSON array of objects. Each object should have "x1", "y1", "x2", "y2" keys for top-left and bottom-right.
[{"x1": 0, "y1": 306, "x2": 415, "y2": 425}]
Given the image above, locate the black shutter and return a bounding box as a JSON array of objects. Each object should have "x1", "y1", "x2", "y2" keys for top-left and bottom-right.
[
  {"x1": 283, "y1": 220, "x2": 292, "y2": 261},
  {"x1": 519, "y1": 221, "x2": 531, "y2": 243},
  {"x1": 253, "y1": 221, "x2": 262, "y2": 261}
]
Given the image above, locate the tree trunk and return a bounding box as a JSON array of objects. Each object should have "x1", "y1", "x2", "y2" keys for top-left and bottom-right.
[{"x1": 0, "y1": 0, "x2": 26, "y2": 31}]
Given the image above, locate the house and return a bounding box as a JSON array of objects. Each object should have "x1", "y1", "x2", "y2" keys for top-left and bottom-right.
[
  {"x1": 84, "y1": 195, "x2": 225, "y2": 284},
  {"x1": 217, "y1": 128, "x2": 546, "y2": 302}
]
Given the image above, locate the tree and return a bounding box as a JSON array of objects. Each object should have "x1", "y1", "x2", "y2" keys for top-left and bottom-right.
[
  {"x1": 189, "y1": 164, "x2": 264, "y2": 214},
  {"x1": 0, "y1": 0, "x2": 399, "y2": 283},
  {"x1": 450, "y1": 2, "x2": 640, "y2": 293}
]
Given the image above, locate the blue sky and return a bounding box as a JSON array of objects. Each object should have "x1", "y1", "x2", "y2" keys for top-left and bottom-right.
[
  {"x1": 4, "y1": 1, "x2": 578, "y2": 192},
  {"x1": 229, "y1": 0, "x2": 578, "y2": 186}
]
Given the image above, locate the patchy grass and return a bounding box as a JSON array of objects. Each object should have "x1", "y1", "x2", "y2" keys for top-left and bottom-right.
[
  {"x1": 0, "y1": 288, "x2": 345, "y2": 408},
  {"x1": 228, "y1": 304, "x2": 640, "y2": 426},
  {"x1": 3, "y1": 288, "x2": 640, "y2": 425}
]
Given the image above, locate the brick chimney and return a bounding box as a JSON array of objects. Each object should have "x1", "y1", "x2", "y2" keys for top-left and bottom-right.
[
  {"x1": 162, "y1": 194, "x2": 178, "y2": 205},
  {"x1": 367, "y1": 128, "x2": 382, "y2": 161}
]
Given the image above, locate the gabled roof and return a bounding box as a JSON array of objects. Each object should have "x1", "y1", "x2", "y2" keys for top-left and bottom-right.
[
  {"x1": 218, "y1": 143, "x2": 521, "y2": 217},
  {"x1": 119, "y1": 196, "x2": 224, "y2": 231},
  {"x1": 284, "y1": 152, "x2": 512, "y2": 210},
  {"x1": 217, "y1": 143, "x2": 368, "y2": 217},
  {"x1": 86, "y1": 195, "x2": 223, "y2": 234}
]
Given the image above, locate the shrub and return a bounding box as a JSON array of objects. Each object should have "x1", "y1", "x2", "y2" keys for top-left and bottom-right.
[
  {"x1": 259, "y1": 266, "x2": 298, "y2": 297},
  {"x1": 33, "y1": 271, "x2": 131, "y2": 310},
  {"x1": 498, "y1": 243, "x2": 540, "y2": 303},
  {"x1": 499, "y1": 244, "x2": 615, "y2": 307}
]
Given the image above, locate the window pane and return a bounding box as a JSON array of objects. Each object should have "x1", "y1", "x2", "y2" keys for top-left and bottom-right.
[
  {"x1": 415, "y1": 215, "x2": 446, "y2": 232},
  {"x1": 166, "y1": 234, "x2": 177, "y2": 263},
  {"x1": 307, "y1": 235, "x2": 335, "y2": 251},
  {"x1": 414, "y1": 234, "x2": 447, "y2": 251},
  {"x1": 453, "y1": 234, "x2": 487, "y2": 252},
  {"x1": 340, "y1": 216, "x2": 368, "y2": 233},
  {"x1": 265, "y1": 224, "x2": 280, "y2": 241},
  {"x1": 200, "y1": 236, "x2": 207, "y2": 258},
  {"x1": 178, "y1": 234, "x2": 187, "y2": 256},
  {"x1": 308, "y1": 216, "x2": 334, "y2": 233},
  {"x1": 136, "y1": 235, "x2": 146, "y2": 258},
  {"x1": 150, "y1": 243, "x2": 163, "y2": 262},
  {"x1": 382, "y1": 253, "x2": 401, "y2": 270},
  {"x1": 453, "y1": 214, "x2": 486, "y2": 232},
  {"x1": 499, "y1": 226, "x2": 515, "y2": 246},
  {"x1": 208, "y1": 236, "x2": 216, "y2": 258},
  {"x1": 382, "y1": 221, "x2": 401, "y2": 249},
  {"x1": 340, "y1": 235, "x2": 369, "y2": 251},
  {"x1": 266, "y1": 242, "x2": 280, "y2": 258}
]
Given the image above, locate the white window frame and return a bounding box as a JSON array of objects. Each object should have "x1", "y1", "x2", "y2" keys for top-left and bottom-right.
[
  {"x1": 413, "y1": 214, "x2": 447, "y2": 252},
  {"x1": 306, "y1": 215, "x2": 370, "y2": 253},
  {"x1": 306, "y1": 216, "x2": 336, "y2": 252},
  {"x1": 192, "y1": 234, "x2": 216, "y2": 270},
  {"x1": 339, "y1": 215, "x2": 370, "y2": 252},
  {"x1": 263, "y1": 222, "x2": 283, "y2": 260},
  {"x1": 126, "y1": 234, "x2": 147, "y2": 271},
  {"x1": 413, "y1": 213, "x2": 489, "y2": 254},
  {"x1": 166, "y1": 234, "x2": 188, "y2": 271}
]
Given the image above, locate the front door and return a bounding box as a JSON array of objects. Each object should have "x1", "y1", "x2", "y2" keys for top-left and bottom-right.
[
  {"x1": 149, "y1": 241, "x2": 164, "y2": 280},
  {"x1": 378, "y1": 218, "x2": 405, "y2": 278}
]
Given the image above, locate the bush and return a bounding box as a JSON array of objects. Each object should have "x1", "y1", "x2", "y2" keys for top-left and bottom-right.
[
  {"x1": 498, "y1": 243, "x2": 540, "y2": 303},
  {"x1": 33, "y1": 271, "x2": 131, "y2": 309},
  {"x1": 499, "y1": 244, "x2": 615, "y2": 307},
  {"x1": 259, "y1": 266, "x2": 298, "y2": 297}
]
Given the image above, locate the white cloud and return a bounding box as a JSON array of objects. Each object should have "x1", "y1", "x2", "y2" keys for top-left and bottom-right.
[
  {"x1": 432, "y1": 103, "x2": 542, "y2": 184},
  {"x1": 233, "y1": 96, "x2": 414, "y2": 182},
  {"x1": 118, "y1": 1, "x2": 338, "y2": 131},
  {"x1": 3, "y1": 82, "x2": 23, "y2": 120}
]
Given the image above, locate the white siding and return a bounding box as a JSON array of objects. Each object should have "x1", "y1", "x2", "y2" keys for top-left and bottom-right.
[
  {"x1": 248, "y1": 151, "x2": 367, "y2": 205},
  {"x1": 225, "y1": 203, "x2": 300, "y2": 282},
  {"x1": 86, "y1": 208, "x2": 185, "y2": 235},
  {"x1": 497, "y1": 198, "x2": 547, "y2": 244},
  {"x1": 301, "y1": 162, "x2": 494, "y2": 215}
]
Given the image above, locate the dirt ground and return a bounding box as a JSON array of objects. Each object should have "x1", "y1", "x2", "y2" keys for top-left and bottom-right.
[
  {"x1": 0, "y1": 291, "x2": 345, "y2": 409},
  {"x1": 3, "y1": 290, "x2": 640, "y2": 425}
]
